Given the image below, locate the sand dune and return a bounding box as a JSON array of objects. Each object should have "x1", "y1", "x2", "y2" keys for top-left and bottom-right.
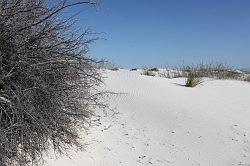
[{"x1": 46, "y1": 69, "x2": 250, "y2": 166}]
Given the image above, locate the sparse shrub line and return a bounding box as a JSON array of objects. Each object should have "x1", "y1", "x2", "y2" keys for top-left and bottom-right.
[{"x1": 142, "y1": 69, "x2": 156, "y2": 76}]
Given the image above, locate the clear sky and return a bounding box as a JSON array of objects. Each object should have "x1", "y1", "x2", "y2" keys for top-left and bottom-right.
[{"x1": 67, "y1": 0, "x2": 250, "y2": 69}]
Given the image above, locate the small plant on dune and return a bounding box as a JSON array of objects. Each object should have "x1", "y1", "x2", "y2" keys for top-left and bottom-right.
[
  {"x1": 185, "y1": 71, "x2": 203, "y2": 87},
  {"x1": 142, "y1": 70, "x2": 156, "y2": 76},
  {"x1": 244, "y1": 75, "x2": 250, "y2": 82}
]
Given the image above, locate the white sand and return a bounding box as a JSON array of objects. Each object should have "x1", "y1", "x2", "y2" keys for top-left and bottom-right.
[{"x1": 46, "y1": 69, "x2": 250, "y2": 166}]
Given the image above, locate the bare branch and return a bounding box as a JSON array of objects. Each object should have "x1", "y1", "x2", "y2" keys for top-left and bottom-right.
[{"x1": 0, "y1": 0, "x2": 106, "y2": 165}]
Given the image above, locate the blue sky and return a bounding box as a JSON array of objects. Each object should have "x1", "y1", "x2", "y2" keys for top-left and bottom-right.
[{"x1": 66, "y1": 0, "x2": 250, "y2": 68}]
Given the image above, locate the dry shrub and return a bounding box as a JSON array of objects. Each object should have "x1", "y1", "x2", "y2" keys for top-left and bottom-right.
[
  {"x1": 159, "y1": 67, "x2": 184, "y2": 79},
  {"x1": 185, "y1": 70, "x2": 202, "y2": 87},
  {"x1": 244, "y1": 75, "x2": 250, "y2": 82},
  {"x1": 183, "y1": 63, "x2": 246, "y2": 87},
  {"x1": 0, "y1": 0, "x2": 104, "y2": 165},
  {"x1": 160, "y1": 63, "x2": 243, "y2": 80},
  {"x1": 142, "y1": 69, "x2": 155, "y2": 76},
  {"x1": 183, "y1": 63, "x2": 243, "y2": 80}
]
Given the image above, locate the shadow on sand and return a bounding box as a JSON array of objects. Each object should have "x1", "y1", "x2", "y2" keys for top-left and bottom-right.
[{"x1": 172, "y1": 83, "x2": 186, "y2": 87}]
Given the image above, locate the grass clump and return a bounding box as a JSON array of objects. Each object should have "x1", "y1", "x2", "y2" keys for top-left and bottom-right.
[
  {"x1": 244, "y1": 75, "x2": 250, "y2": 82},
  {"x1": 142, "y1": 70, "x2": 156, "y2": 76},
  {"x1": 185, "y1": 71, "x2": 203, "y2": 87}
]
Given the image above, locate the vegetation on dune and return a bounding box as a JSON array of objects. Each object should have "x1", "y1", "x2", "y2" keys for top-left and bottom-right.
[
  {"x1": 157, "y1": 63, "x2": 246, "y2": 87},
  {"x1": 183, "y1": 63, "x2": 246, "y2": 87},
  {"x1": 244, "y1": 75, "x2": 250, "y2": 82},
  {"x1": 142, "y1": 69, "x2": 156, "y2": 76},
  {"x1": 182, "y1": 63, "x2": 242, "y2": 79},
  {"x1": 0, "y1": 0, "x2": 105, "y2": 165},
  {"x1": 160, "y1": 63, "x2": 243, "y2": 80},
  {"x1": 185, "y1": 70, "x2": 203, "y2": 87}
]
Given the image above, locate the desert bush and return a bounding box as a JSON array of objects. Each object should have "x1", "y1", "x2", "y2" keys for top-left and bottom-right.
[
  {"x1": 0, "y1": 0, "x2": 104, "y2": 166},
  {"x1": 244, "y1": 75, "x2": 250, "y2": 82},
  {"x1": 185, "y1": 63, "x2": 242, "y2": 80},
  {"x1": 159, "y1": 63, "x2": 244, "y2": 86},
  {"x1": 185, "y1": 70, "x2": 203, "y2": 87},
  {"x1": 158, "y1": 66, "x2": 184, "y2": 79},
  {"x1": 142, "y1": 69, "x2": 155, "y2": 76},
  {"x1": 183, "y1": 63, "x2": 246, "y2": 87},
  {"x1": 173, "y1": 62, "x2": 243, "y2": 80}
]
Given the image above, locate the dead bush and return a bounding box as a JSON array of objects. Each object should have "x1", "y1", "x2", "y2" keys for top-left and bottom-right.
[{"x1": 0, "y1": 0, "x2": 104, "y2": 165}]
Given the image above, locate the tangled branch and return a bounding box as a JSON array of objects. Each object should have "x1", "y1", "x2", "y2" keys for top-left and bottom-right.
[{"x1": 0, "y1": 0, "x2": 104, "y2": 165}]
